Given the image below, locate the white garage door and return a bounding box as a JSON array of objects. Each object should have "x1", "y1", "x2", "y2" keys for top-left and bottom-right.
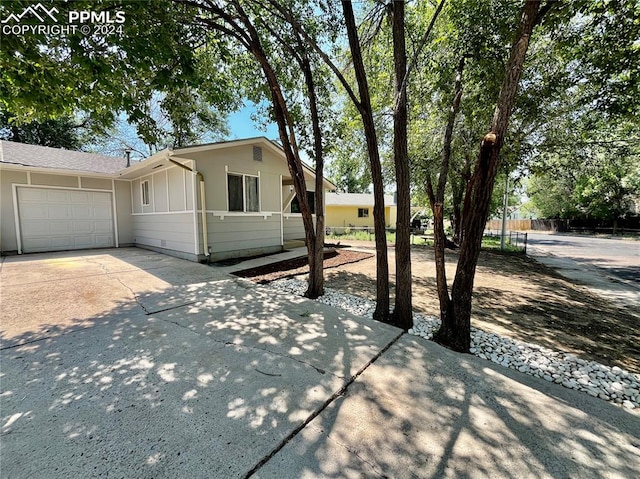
[{"x1": 17, "y1": 187, "x2": 115, "y2": 253}]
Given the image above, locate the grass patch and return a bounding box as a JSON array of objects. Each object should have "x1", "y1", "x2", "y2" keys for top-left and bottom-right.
[
  {"x1": 327, "y1": 230, "x2": 526, "y2": 253},
  {"x1": 326, "y1": 229, "x2": 396, "y2": 243}
]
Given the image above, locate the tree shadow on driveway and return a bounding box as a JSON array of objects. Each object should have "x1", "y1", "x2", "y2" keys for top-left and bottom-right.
[
  {"x1": 258, "y1": 335, "x2": 640, "y2": 478},
  {"x1": 1, "y1": 249, "x2": 400, "y2": 478}
]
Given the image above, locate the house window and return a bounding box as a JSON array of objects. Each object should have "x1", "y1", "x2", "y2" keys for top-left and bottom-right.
[
  {"x1": 245, "y1": 176, "x2": 259, "y2": 212},
  {"x1": 141, "y1": 180, "x2": 150, "y2": 206},
  {"x1": 291, "y1": 191, "x2": 316, "y2": 214},
  {"x1": 228, "y1": 173, "x2": 260, "y2": 212},
  {"x1": 358, "y1": 208, "x2": 369, "y2": 218}
]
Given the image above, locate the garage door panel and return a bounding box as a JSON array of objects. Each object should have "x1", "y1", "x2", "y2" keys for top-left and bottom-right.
[
  {"x1": 47, "y1": 190, "x2": 71, "y2": 202},
  {"x1": 49, "y1": 222, "x2": 73, "y2": 235},
  {"x1": 19, "y1": 188, "x2": 48, "y2": 202},
  {"x1": 72, "y1": 221, "x2": 93, "y2": 234},
  {"x1": 72, "y1": 205, "x2": 92, "y2": 217},
  {"x1": 49, "y1": 205, "x2": 73, "y2": 219},
  {"x1": 18, "y1": 187, "x2": 114, "y2": 253},
  {"x1": 93, "y1": 235, "x2": 114, "y2": 247},
  {"x1": 73, "y1": 236, "x2": 93, "y2": 248},
  {"x1": 19, "y1": 205, "x2": 49, "y2": 220},
  {"x1": 51, "y1": 237, "x2": 75, "y2": 248},
  {"x1": 69, "y1": 190, "x2": 90, "y2": 203},
  {"x1": 21, "y1": 221, "x2": 51, "y2": 235},
  {"x1": 91, "y1": 192, "x2": 112, "y2": 205},
  {"x1": 93, "y1": 205, "x2": 112, "y2": 217},
  {"x1": 94, "y1": 221, "x2": 112, "y2": 233},
  {"x1": 23, "y1": 237, "x2": 62, "y2": 250}
]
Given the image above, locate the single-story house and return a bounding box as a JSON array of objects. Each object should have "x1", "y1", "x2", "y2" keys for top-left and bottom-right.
[
  {"x1": 325, "y1": 192, "x2": 397, "y2": 230},
  {"x1": 0, "y1": 137, "x2": 334, "y2": 262}
]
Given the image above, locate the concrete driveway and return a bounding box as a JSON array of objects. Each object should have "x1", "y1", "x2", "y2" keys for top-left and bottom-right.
[{"x1": 1, "y1": 248, "x2": 639, "y2": 478}]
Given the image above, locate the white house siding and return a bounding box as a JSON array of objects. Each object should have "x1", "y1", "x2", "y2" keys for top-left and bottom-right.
[
  {"x1": 0, "y1": 170, "x2": 28, "y2": 252},
  {"x1": 132, "y1": 178, "x2": 142, "y2": 214},
  {"x1": 30, "y1": 172, "x2": 78, "y2": 188},
  {"x1": 189, "y1": 144, "x2": 288, "y2": 213},
  {"x1": 114, "y1": 180, "x2": 133, "y2": 245},
  {"x1": 168, "y1": 167, "x2": 186, "y2": 211},
  {"x1": 283, "y1": 215, "x2": 307, "y2": 240},
  {"x1": 80, "y1": 177, "x2": 112, "y2": 190},
  {"x1": 187, "y1": 144, "x2": 292, "y2": 259},
  {"x1": 152, "y1": 170, "x2": 169, "y2": 212},
  {"x1": 207, "y1": 215, "x2": 281, "y2": 261},
  {"x1": 132, "y1": 212, "x2": 195, "y2": 258},
  {"x1": 129, "y1": 163, "x2": 197, "y2": 260}
]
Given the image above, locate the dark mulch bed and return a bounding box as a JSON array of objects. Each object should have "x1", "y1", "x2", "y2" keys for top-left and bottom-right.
[{"x1": 233, "y1": 249, "x2": 373, "y2": 283}]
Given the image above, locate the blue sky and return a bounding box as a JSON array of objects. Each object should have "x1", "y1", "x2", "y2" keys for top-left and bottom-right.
[{"x1": 226, "y1": 102, "x2": 278, "y2": 141}]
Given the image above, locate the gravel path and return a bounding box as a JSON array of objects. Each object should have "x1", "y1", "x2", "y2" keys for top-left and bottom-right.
[{"x1": 269, "y1": 278, "x2": 640, "y2": 412}]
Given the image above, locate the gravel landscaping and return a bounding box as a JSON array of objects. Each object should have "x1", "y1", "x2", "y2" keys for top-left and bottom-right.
[{"x1": 269, "y1": 277, "x2": 640, "y2": 412}]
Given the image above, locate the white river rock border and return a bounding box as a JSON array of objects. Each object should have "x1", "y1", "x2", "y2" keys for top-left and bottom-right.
[{"x1": 269, "y1": 278, "x2": 639, "y2": 411}]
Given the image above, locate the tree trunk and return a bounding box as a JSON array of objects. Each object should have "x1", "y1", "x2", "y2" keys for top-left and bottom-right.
[
  {"x1": 341, "y1": 0, "x2": 390, "y2": 321},
  {"x1": 437, "y1": 0, "x2": 542, "y2": 352},
  {"x1": 391, "y1": 0, "x2": 412, "y2": 330},
  {"x1": 300, "y1": 52, "x2": 325, "y2": 299},
  {"x1": 428, "y1": 55, "x2": 465, "y2": 345},
  {"x1": 426, "y1": 180, "x2": 453, "y2": 325},
  {"x1": 237, "y1": 17, "x2": 318, "y2": 296},
  {"x1": 451, "y1": 154, "x2": 472, "y2": 243}
]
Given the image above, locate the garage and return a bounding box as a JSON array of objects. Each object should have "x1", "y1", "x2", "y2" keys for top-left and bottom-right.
[{"x1": 17, "y1": 186, "x2": 115, "y2": 253}]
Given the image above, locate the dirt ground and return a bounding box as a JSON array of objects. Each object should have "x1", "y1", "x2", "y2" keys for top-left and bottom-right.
[{"x1": 236, "y1": 243, "x2": 639, "y2": 374}]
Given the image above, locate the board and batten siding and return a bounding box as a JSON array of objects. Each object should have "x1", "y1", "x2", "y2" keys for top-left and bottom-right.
[{"x1": 130, "y1": 164, "x2": 198, "y2": 259}]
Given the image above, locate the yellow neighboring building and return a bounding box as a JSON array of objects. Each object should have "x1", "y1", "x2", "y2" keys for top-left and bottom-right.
[{"x1": 325, "y1": 192, "x2": 397, "y2": 229}]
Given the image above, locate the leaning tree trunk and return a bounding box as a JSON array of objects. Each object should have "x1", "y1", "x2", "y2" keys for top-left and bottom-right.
[
  {"x1": 428, "y1": 56, "x2": 465, "y2": 341},
  {"x1": 391, "y1": 0, "x2": 413, "y2": 330},
  {"x1": 342, "y1": 0, "x2": 390, "y2": 321},
  {"x1": 237, "y1": 14, "x2": 318, "y2": 296},
  {"x1": 436, "y1": 0, "x2": 542, "y2": 352}
]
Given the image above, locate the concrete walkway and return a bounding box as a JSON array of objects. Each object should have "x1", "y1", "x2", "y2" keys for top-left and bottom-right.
[
  {"x1": 1, "y1": 248, "x2": 638, "y2": 478},
  {"x1": 213, "y1": 246, "x2": 309, "y2": 274}
]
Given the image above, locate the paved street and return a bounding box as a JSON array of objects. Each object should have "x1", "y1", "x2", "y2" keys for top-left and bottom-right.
[
  {"x1": 527, "y1": 233, "x2": 639, "y2": 284},
  {"x1": 526, "y1": 233, "x2": 640, "y2": 314}
]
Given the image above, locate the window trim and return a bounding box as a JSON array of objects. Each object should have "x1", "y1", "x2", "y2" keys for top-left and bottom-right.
[
  {"x1": 227, "y1": 172, "x2": 260, "y2": 213},
  {"x1": 358, "y1": 207, "x2": 369, "y2": 218},
  {"x1": 141, "y1": 180, "x2": 151, "y2": 206},
  {"x1": 291, "y1": 190, "x2": 316, "y2": 214}
]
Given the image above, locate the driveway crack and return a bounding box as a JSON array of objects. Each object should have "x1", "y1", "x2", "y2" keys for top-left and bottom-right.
[
  {"x1": 113, "y1": 276, "x2": 151, "y2": 315},
  {"x1": 219, "y1": 339, "x2": 330, "y2": 377},
  {"x1": 243, "y1": 330, "x2": 404, "y2": 478}
]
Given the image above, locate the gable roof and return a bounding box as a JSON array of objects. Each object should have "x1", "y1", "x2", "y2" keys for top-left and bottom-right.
[
  {"x1": 0, "y1": 140, "x2": 127, "y2": 175},
  {"x1": 118, "y1": 136, "x2": 336, "y2": 189},
  {"x1": 326, "y1": 192, "x2": 396, "y2": 207}
]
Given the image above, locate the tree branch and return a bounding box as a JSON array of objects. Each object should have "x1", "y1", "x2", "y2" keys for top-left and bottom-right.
[{"x1": 261, "y1": 0, "x2": 362, "y2": 110}]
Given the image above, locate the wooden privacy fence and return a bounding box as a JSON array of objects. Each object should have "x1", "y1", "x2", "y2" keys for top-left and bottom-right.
[{"x1": 486, "y1": 219, "x2": 532, "y2": 231}]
